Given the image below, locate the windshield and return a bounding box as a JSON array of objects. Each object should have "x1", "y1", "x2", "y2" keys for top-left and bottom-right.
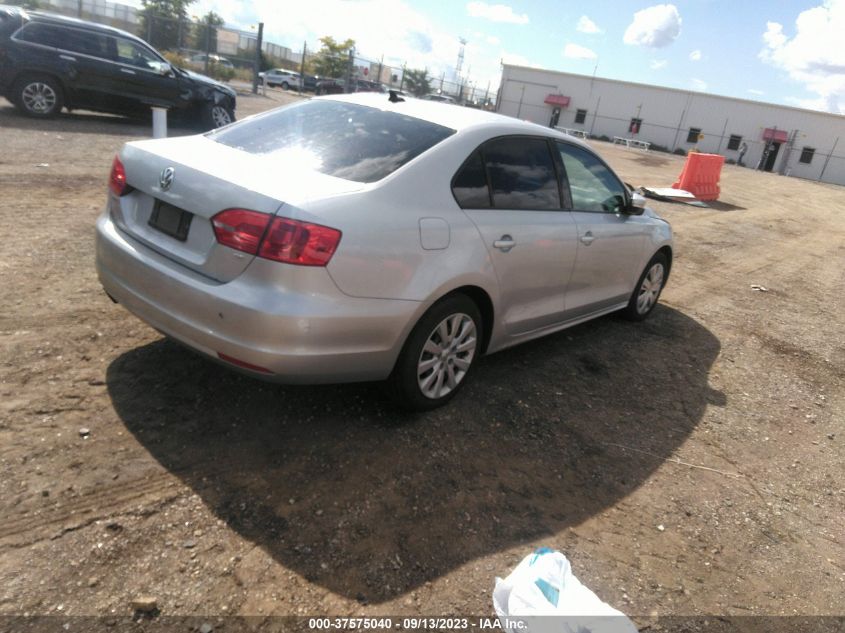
[{"x1": 208, "y1": 100, "x2": 455, "y2": 183}]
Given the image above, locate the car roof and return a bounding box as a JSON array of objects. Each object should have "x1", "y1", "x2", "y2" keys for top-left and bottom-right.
[
  {"x1": 321, "y1": 92, "x2": 592, "y2": 147},
  {"x1": 21, "y1": 7, "x2": 150, "y2": 46}
]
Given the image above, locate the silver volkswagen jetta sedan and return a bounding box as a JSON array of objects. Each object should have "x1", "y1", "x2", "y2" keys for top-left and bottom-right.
[{"x1": 96, "y1": 92, "x2": 672, "y2": 409}]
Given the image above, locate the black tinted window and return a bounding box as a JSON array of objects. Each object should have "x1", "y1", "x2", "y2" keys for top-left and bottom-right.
[
  {"x1": 452, "y1": 150, "x2": 490, "y2": 208},
  {"x1": 483, "y1": 137, "x2": 560, "y2": 210},
  {"x1": 18, "y1": 22, "x2": 111, "y2": 58},
  {"x1": 209, "y1": 100, "x2": 455, "y2": 183}
]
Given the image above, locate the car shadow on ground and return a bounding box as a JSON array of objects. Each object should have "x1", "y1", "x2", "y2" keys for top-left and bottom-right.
[{"x1": 106, "y1": 305, "x2": 724, "y2": 603}]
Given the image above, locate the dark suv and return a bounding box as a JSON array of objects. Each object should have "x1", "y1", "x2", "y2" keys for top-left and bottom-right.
[{"x1": 0, "y1": 6, "x2": 236, "y2": 128}]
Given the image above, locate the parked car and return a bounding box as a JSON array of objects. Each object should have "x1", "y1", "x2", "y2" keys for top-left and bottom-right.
[
  {"x1": 258, "y1": 68, "x2": 301, "y2": 90},
  {"x1": 0, "y1": 6, "x2": 236, "y2": 128},
  {"x1": 422, "y1": 93, "x2": 457, "y2": 103},
  {"x1": 315, "y1": 78, "x2": 384, "y2": 95},
  {"x1": 314, "y1": 77, "x2": 344, "y2": 95},
  {"x1": 95, "y1": 93, "x2": 673, "y2": 409},
  {"x1": 302, "y1": 73, "x2": 318, "y2": 92},
  {"x1": 189, "y1": 53, "x2": 234, "y2": 70}
]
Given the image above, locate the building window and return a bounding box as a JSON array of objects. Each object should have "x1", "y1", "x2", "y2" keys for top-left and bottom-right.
[
  {"x1": 799, "y1": 147, "x2": 815, "y2": 164},
  {"x1": 687, "y1": 127, "x2": 702, "y2": 143},
  {"x1": 727, "y1": 135, "x2": 742, "y2": 151},
  {"x1": 574, "y1": 109, "x2": 587, "y2": 124},
  {"x1": 629, "y1": 118, "x2": 643, "y2": 134}
]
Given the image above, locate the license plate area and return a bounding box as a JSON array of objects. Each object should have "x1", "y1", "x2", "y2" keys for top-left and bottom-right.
[{"x1": 149, "y1": 200, "x2": 193, "y2": 241}]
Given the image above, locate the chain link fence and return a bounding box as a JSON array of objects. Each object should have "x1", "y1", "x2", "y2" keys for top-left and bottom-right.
[{"x1": 32, "y1": 0, "x2": 495, "y2": 106}]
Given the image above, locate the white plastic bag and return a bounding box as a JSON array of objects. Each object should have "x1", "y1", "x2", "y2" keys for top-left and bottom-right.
[{"x1": 493, "y1": 547, "x2": 638, "y2": 633}]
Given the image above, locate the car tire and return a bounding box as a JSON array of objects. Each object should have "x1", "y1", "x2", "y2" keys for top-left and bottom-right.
[
  {"x1": 202, "y1": 102, "x2": 235, "y2": 129},
  {"x1": 388, "y1": 293, "x2": 482, "y2": 410},
  {"x1": 13, "y1": 74, "x2": 64, "y2": 118},
  {"x1": 281, "y1": 81, "x2": 290, "y2": 90},
  {"x1": 622, "y1": 251, "x2": 668, "y2": 321}
]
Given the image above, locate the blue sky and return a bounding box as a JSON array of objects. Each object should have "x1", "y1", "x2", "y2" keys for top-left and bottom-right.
[{"x1": 151, "y1": 0, "x2": 845, "y2": 113}]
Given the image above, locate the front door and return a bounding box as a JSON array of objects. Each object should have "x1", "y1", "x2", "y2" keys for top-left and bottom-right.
[
  {"x1": 556, "y1": 141, "x2": 647, "y2": 318},
  {"x1": 109, "y1": 37, "x2": 183, "y2": 113}
]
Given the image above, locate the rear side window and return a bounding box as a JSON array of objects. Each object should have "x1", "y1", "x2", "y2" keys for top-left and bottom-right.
[
  {"x1": 17, "y1": 22, "x2": 111, "y2": 59},
  {"x1": 483, "y1": 137, "x2": 560, "y2": 210},
  {"x1": 452, "y1": 150, "x2": 491, "y2": 208},
  {"x1": 209, "y1": 100, "x2": 455, "y2": 183}
]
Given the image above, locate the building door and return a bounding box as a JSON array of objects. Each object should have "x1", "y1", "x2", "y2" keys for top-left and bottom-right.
[{"x1": 763, "y1": 142, "x2": 781, "y2": 172}]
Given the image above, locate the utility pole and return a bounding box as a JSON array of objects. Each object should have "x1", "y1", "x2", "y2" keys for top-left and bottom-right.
[
  {"x1": 251, "y1": 22, "x2": 263, "y2": 94},
  {"x1": 203, "y1": 14, "x2": 212, "y2": 76},
  {"x1": 299, "y1": 41, "x2": 306, "y2": 95},
  {"x1": 344, "y1": 48, "x2": 354, "y2": 93}
]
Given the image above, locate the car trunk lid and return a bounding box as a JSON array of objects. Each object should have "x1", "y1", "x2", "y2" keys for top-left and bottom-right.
[{"x1": 111, "y1": 135, "x2": 364, "y2": 282}]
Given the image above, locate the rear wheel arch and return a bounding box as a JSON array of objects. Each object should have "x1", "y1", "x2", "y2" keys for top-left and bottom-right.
[{"x1": 447, "y1": 285, "x2": 494, "y2": 354}]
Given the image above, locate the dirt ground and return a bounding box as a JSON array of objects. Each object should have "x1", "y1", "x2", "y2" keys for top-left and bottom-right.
[{"x1": 0, "y1": 87, "x2": 842, "y2": 626}]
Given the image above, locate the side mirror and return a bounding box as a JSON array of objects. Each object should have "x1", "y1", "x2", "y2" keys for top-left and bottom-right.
[
  {"x1": 626, "y1": 191, "x2": 647, "y2": 215},
  {"x1": 150, "y1": 61, "x2": 172, "y2": 76}
]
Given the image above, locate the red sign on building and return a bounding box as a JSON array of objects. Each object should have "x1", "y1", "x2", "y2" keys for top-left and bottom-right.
[{"x1": 544, "y1": 94, "x2": 571, "y2": 107}]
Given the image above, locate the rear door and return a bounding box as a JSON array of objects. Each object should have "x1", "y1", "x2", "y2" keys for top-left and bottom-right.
[
  {"x1": 556, "y1": 141, "x2": 647, "y2": 318},
  {"x1": 12, "y1": 22, "x2": 114, "y2": 110},
  {"x1": 459, "y1": 136, "x2": 578, "y2": 335}
]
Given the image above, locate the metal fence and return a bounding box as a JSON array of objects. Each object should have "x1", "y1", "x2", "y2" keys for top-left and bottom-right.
[{"x1": 30, "y1": 0, "x2": 494, "y2": 105}]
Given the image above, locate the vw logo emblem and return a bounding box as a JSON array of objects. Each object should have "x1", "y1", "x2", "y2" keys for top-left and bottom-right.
[{"x1": 159, "y1": 167, "x2": 175, "y2": 191}]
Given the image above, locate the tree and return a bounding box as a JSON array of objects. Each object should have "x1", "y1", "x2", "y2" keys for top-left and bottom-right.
[
  {"x1": 403, "y1": 68, "x2": 431, "y2": 97},
  {"x1": 313, "y1": 36, "x2": 354, "y2": 79},
  {"x1": 138, "y1": 0, "x2": 195, "y2": 51},
  {"x1": 193, "y1": 11, "x2": 224, "y2": 54}
]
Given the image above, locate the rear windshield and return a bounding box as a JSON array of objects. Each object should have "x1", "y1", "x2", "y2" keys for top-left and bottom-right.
[{"x1": 208, "y1": 100, "x2": 455, "y2": 183}]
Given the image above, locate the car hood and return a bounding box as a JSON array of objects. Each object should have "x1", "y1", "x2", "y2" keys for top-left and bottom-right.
[{"x1": 178, "y1": 67, "x2": 236, "y2": 98}]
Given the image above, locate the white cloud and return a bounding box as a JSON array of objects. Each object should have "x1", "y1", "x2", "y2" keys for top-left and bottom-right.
[
  {"x1": 690, "y1": 78, "x2": 707, "y2": 91},
  {"x1": 623, "y1": 4, "x2": 682, "y2": 48},
  {"x1": 576, "y1": 15, "x2": 603, "y2": 34},
  {"x1": 759, "y1": 1, "x2": 845, "y2": 114},
  {"x1": 689, "y1": 49, "x2": 701, "y2": 61},
  {"x1": 466, "y1": 2, "x2": 529, "y2": 24},
  {"x1": 747, "y1": 88, "x2": 765, "y2": 95},
  {"x1": 563, "y1": 43, "x2": 598, "y2": 60},
  {"x1": 486, "y1": 34, "x2": 501, "y2": 45},
  {"x1": 651, "y1": 59, "x2": 668, "y2": 69}
]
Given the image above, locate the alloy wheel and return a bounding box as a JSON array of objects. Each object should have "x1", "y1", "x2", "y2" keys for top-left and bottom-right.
[
  {"x1": 22, "y1": 82, "x2": 57, "y2": 114},
  {"x1": 417, "y1": 313, "x2": 477, "y2": 400},
  {"x1": 637, "y1": 262, "x2": 665, "y2": 314}
]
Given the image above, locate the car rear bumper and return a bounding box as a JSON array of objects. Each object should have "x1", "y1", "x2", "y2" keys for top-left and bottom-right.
[{"x1": 95, "y1": 212, "x2": 420, "y2": 384}]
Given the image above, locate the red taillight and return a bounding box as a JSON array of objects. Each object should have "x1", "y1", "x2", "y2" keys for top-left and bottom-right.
[
  {"x1": 109, "y1": 155, "x2": 129, "y2": 196},
  {"x1": 211, "y1": 209, "x2": 271, "y2": 255},
  {"x1": 212, "y1": 210, "x2": 341, "y2": 267},
  {"x1": 258, "y1": 217, "x2": 342, "y2": 266},
  {"x1": 217, "y1": 352, "x2": 273, "y2": 374}
]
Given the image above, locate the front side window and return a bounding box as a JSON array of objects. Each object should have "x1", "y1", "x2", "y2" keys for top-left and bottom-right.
[
  {"x1": 483, "y1": 136, "x2": 560, "y2": 210},
  {"x1": 210, "y1": 100, "x2": 455, "y2": 183},
  {"x1": 15, "y1": 22, "x2": 65, "y2": 48},
  {"x1": 115, "y1": 38, "x2": 162, "y2": 70},
  {"x1": 452, "y1": 150, "x2": 490, "y2": 209},
  {"x1": 557, "y1": 142, "x2": 626, "y2": 213}
]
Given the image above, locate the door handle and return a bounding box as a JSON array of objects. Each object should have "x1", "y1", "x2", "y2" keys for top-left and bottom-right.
[
  {"x1": 580, "y1": 231, "x2": 595, "y2": 245},
  {"x1": 120, "y1": 68, "x2": 136, "y2": 75},
  {"x1": 59, "y1": 54, "x2": 77, "y2": 62},
  {"x1": 493, "y1": 235, "x2": 516, "y2": 252}
]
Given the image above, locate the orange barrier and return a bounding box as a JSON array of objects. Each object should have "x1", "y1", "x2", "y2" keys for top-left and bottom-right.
[{"x1": 672, "y1": 152, "x2": 724, "y2": 201}]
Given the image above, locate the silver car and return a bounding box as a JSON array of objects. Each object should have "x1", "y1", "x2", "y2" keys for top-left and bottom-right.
[{"x1": 96, "y1": 93, "x2": 672, "y2": 409}]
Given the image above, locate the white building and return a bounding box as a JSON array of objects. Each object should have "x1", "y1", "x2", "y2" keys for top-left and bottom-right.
[{"x1": 497, "y1": 64, "x2": 845, "y2": 186}]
